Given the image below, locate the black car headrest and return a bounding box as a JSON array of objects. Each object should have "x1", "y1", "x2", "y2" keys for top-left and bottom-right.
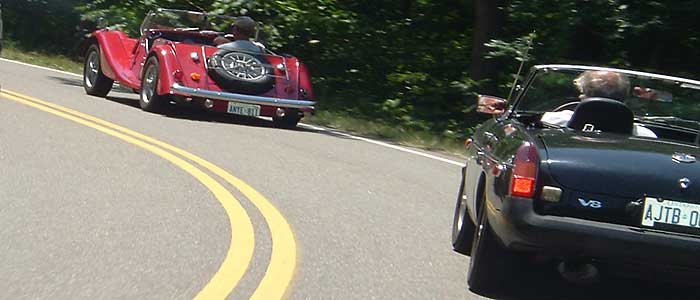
[{"x1": 566, "y1": 97, "x2": 634, "y2": 135}]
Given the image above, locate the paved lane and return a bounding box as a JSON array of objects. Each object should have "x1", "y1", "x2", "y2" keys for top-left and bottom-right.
[
  {"x1": 1, "y1": 59, "x2": 478, "y2": 299},
  {"x1": 0, "y1": 90, "x2": 229, "y2": 299},
  {"x1": 5, "y1": 58, "x2": 696, "y2": 300}
]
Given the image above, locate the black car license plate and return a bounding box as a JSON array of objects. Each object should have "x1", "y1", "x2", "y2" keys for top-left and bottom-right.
[{"x1": 641, "y1": 197, "x2": 700, "y2": 229}]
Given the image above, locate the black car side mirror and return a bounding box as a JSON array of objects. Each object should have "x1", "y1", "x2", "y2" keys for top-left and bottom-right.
[
  {"x1": 477, "y1": 95, "x2": 507, "y2": 115},
  {"x1": 632, "y1": 87, "x2": 673, "y2": 103}
]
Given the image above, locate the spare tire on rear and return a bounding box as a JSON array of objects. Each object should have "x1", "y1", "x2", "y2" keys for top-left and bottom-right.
[{"x1": 207, "y1": 49, "x2": 274, "y2": 95}]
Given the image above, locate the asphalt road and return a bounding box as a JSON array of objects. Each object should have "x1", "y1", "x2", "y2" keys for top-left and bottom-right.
[{"x1": 1, "y1": 59, "x2": 698, "y2": 300}]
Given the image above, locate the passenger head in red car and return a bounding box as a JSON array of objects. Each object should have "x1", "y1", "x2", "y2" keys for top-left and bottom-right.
[{"x1": 574, "y1": 70, "x2": 631, "y2": 100}]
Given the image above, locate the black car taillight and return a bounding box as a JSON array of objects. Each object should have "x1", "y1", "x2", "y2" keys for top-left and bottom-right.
[{"x1": 510, "y1": 143, "x2": 539, "y2": 199}]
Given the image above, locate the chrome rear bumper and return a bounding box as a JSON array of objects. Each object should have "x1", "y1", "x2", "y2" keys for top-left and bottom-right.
[{"x1": 171, "y1": 83, "x2": 315, "y2": 109}]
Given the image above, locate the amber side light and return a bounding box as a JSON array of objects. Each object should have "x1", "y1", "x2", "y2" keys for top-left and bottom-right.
[
  {"x1": 510, "y1": 143, "x2": 539, "y2": 198},
  {"x1": 190, "y1": 73, "x2": 202, "y2": 81}
]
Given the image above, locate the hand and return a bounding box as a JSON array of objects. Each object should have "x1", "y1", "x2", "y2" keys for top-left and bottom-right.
[
  {"x1": 213, "y1": 36, "x2": 231, "y2": 46},
  {"x1": 633, "y1": 86, "x2": 658, "y2": 100}
]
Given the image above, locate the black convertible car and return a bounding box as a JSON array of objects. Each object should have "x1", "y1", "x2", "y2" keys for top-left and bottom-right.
[{"x1": 452, "y1": 64, "x2": 700, "y2": 296}]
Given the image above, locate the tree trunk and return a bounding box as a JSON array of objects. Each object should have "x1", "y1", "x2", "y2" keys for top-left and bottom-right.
[{"x1": 470, "y1": 0, "x2": 503, "y2": 93}]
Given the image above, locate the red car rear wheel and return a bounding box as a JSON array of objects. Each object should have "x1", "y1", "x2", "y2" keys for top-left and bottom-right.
[{"x1": 139, "y1": 57, "x2": 169, "y2": 113}]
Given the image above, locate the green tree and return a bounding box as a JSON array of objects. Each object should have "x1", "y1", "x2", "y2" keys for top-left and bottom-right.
[
  {"x1": 3, "y1": 0, "x2": 85, "y2": 53},
  {"x1": 4, "y1": 0, "x2": 700, "y2": 140}
]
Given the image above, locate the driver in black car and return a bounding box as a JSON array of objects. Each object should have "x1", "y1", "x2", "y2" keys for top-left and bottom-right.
[
  {"x1": 213, "y1": 16, "x2": 263, "y2": 53},
  {"x1": 541, "y1": 70, "x2": 657, "y2": 138}
]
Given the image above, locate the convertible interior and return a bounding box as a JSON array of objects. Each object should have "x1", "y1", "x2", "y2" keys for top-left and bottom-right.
[
  {"x1": 146, "y1": 29, "x2": 219, "y2": 48},
  {"x1": 533, "y1": 109, "x2": 700, "y2": 145}
]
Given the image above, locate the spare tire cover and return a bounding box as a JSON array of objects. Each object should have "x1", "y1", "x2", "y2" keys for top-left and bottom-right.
[{"x1": 208, "y1": 49, "x2": 274, "y2": 95}]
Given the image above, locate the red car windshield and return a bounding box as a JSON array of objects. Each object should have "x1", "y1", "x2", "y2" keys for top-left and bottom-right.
[{"x1": 140, "y1": 8, "x2": 238, "y2": 35}]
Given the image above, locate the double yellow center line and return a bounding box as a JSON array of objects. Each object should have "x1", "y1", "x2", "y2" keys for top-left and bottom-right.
[{"x1": 1, "y1": 89, "x2": 297, "y2": 300}]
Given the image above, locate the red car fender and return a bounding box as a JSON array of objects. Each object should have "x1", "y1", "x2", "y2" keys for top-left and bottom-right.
[
  {"x1": 148, "y1": 43, "x2": 181, "y2": 96},
  {"x1": 91, "y1": 30, "x2": 139, "y2": 88},
  {"x1": 170, "y1": 44, "x2": 211, "y2": 90},
  {"x1": 297, "y1": 61, "x2": 315, "y2": 101}
]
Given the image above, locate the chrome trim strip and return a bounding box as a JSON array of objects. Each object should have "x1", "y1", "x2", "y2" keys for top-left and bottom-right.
[
  {"x1": 282, "y1": 56, "x2": 290, "y2": 81},
  {"x1": 201, "y1": 46, "x2": 208, "y2": 71},
  {"x1": 534, "y1": 64, "x2": 700, "y2": 85},
  {"x1": 171, "y1": 83, "x2": 315, "y2": 109}
]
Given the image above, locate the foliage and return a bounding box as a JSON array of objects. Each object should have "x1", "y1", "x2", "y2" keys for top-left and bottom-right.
[
  {"x1": 3, "y1": 0, "x2": 700, "y2": 142},
  {"x1": 77, "y1": 0, "x2": 218, "y2": 36},
  {"x1": 499, "y1": 0, "x2": 700, "y2": 75},
  {"x1": 2, "y1": 0, "x2": 85, "y2": 52}
]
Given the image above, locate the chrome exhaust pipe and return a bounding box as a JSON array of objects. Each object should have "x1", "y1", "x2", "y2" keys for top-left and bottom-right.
[{"x1": 204, "y1": 99, "x2": 215, "y2": 109}]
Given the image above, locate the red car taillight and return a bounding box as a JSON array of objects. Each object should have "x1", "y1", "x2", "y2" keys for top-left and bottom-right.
[{"x1": 510, "y1": 143, "x2": 539, "y2": 198}]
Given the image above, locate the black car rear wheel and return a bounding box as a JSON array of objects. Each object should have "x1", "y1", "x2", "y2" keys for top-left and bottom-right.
[
  {"x1": 467, "y1": 194, "x2": 517, "y2": 297},
  {"x1": 83, "y1": 44, "x2": 114, "y2": 97},
  {"x1": 140, "y1": 57, "x2": 168, "y2": 113},
  {"x1": 452, "y1": 173, "x2": 475, "y2": 255}
]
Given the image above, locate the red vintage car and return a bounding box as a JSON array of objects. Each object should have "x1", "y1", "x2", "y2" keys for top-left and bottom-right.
[{"x1": 82, "y1": 8, "x2": 315, "y2": 128}]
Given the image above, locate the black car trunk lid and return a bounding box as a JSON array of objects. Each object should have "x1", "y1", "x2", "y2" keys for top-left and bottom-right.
[{"x1": 539, "y1": 130, "x2": 700, "y2": 227}]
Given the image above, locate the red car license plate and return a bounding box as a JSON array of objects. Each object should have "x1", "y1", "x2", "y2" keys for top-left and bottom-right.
[{"x1": 227, "y1": 102, "x2": 260, "y2": 117}]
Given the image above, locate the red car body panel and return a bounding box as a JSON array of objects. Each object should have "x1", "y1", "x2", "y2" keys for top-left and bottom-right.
[
  {"x1": 87, "y1": 27, "x2": 316, "y2": 116},
  {"x1": 93, "y1": 30, "x2": 139, "y2": 88}
]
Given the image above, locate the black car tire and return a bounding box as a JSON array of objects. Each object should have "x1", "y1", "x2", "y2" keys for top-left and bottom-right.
[
  {"x1": 452, "y1": 173, "x2": 475, "y2": 255},
  {"x1": 467, "y1": 194, "x2": 517, "y2": 297},
  {"x1": 272, "y1": 112, "x2": 302, "y2": 129},
  {"x1": 139, "y1": 57, "x2": 168, "y2": 113},
  {"x1": 83, "y1": 44, "x2": 114, "y2": 97},
  {"x1": 208, "y1": 49, "x2": 274, "y2": 95}
]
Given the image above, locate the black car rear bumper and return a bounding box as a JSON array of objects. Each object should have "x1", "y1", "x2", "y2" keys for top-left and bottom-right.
[{"x1": 489, "y1": 197, "x2": 700, "y2": 269}]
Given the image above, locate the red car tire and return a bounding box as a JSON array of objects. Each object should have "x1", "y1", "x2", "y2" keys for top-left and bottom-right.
[
  {"x1": 139, "y1": 56, "x2": 169, "y2": 112},
  {"x1": 83, "y1": 44, "x2": 114, "y2": 97}
]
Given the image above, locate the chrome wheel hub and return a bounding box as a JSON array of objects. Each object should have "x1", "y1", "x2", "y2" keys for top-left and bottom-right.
[
  {"x1": 142, "y1": 65, "x2": 157, "y2": 104},
  {"x1": 453, "y1": 193, "x2": 467, "y2": 242},
  {"x1": 457, "y1": 195, "x2": 467, "y2": 231},
  {"x1": 218, "y1": 52, "x2": 266, "y2": 80},
  {"x1": 85, "y1": 51, "x2": 99, "y2": 88}
]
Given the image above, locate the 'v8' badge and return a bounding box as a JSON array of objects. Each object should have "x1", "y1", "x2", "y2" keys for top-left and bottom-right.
[{"x1": 578, "y1": 198, "x2": 603, "y2": 209}]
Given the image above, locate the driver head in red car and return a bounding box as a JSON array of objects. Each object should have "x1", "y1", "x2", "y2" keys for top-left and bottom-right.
[
  {"x1": 213, "y1": 16, "x2": 256, "y2": 46},
  {"x1": 574, "y1": 70, "x2": 630, "y2": 100}
]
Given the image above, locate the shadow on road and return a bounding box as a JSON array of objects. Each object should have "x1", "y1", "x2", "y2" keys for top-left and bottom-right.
[
  {"x1": 48, "y1": 76, "x2": 134, "y2": 93},
  {"x1": 476, "y1": 260, "x2": 700, "y2": 300},
  {"x1": 48, "y1": 75, "x2": 387, "y2": 142},
  {"x1": 98, "y1": 94, "x2": 324, "y2": 134},
  {"x1": 104, "y1": 95, "x2": 140, "y2": 109},
  {"x1": 49, "y1": 75, "x2": 83, "y2": 88}
]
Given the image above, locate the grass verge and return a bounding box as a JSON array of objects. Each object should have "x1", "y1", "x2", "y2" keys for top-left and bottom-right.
[
  {"x1": 1, "y1": 42, "x2": 466, "y2": 158},
  {"x1": 307, "y1": 111, "x2": 467, "y2": 156},
  {"x1": 1, "y1": 41, "x2": 83, "y2": 74}
]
